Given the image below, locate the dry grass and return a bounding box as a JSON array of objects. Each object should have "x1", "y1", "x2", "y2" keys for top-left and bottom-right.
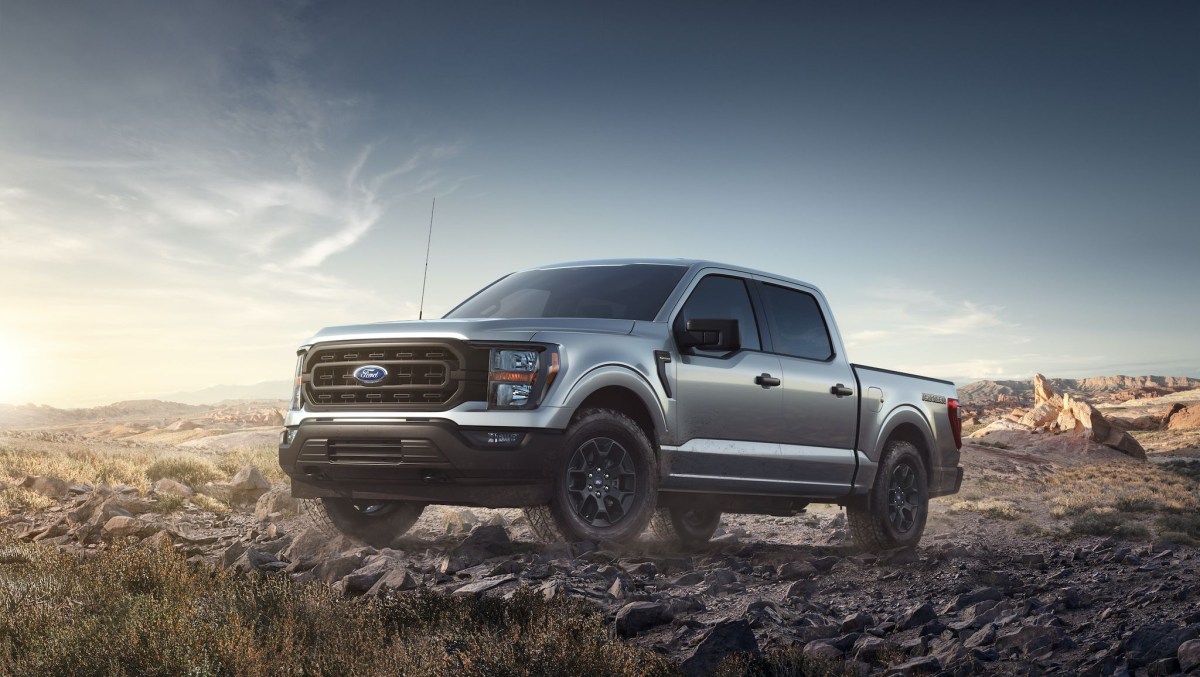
[
  {"x1": 0, "y1": 487, "x2": 55, "y2": 518},
  {"x1": 0, "y1": 539, "x2": 674, "y2": 676},
  {"x1": 945, "y1": 498, "x2": 1024, "y2": 520},
  {"x1": 0, "y1": 439, "x2": 282, "y2": 518},
  {"x1": 1044, "y1": 462, "x2": 1198, "y2": 519}
]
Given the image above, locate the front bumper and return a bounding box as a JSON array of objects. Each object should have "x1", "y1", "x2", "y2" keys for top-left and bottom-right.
[{"x1": 279, "y1": 420, "x2": 564, "y2": 508}]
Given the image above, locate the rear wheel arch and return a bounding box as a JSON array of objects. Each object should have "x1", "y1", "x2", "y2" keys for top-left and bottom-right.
[
  {"x1": 876, "y1": 410, "x2": 936, "y2": 484},
  {"x1": 883, "y1": 422, "x2": 932, "y2": 484}
]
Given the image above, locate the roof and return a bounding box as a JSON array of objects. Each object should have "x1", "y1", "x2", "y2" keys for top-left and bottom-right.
[{"x1": 531, "y1": 258, "x2": 818, "y2": 291}]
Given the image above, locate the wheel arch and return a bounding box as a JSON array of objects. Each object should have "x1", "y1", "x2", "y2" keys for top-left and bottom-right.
[
  {"x1": 875, "y1": 406, "x2": 936, "y2": 483},
  {"x1": 561, "y1": 366, "x2": 665, "y2": 447}
]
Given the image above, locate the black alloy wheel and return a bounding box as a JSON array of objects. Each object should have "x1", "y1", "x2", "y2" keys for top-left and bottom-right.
[
  {"x1": 887, "y1": 462, "x2": 920, "y2": 534},
  {"x1": 565, "y1": 436, "x2": 638, "y2": 528}
]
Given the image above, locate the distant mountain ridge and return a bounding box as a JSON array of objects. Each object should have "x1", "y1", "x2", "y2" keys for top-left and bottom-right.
[
  {"x1": 0, "y1": 400, "x2": 211, "y2": 429},
  {"x1": 157, "y1": 380, "x2": 292, "y2": 405},
  {"x1": 958, "y1": 375, "x2": 1200, "y2": 405}
]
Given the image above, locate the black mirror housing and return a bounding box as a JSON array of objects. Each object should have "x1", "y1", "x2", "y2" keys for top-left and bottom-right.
[{"x1": 677, "y1": 318, "x2": 741, "y2": 351}]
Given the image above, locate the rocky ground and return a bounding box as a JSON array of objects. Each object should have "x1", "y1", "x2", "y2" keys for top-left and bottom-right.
[{"x1": 2, "y1": 385, "x2": 1200, "y2": 675}]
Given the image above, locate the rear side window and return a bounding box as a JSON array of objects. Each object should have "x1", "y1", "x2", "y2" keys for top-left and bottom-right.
[
  {"x1": 674, "y1": 275, "x2": 761, "y2": 353},
  {"x1": 760, "y1": 283, "x2": 834, "y2": 360}
]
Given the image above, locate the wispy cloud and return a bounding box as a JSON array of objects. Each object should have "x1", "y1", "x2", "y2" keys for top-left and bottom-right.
[{"x1": 0, "y1": 2, "x2": 465, "y2": 406}]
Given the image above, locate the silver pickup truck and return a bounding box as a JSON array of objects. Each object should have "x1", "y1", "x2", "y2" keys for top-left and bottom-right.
[{"x1": 280, "y1": 259, "x2": 963, "y2": 551}]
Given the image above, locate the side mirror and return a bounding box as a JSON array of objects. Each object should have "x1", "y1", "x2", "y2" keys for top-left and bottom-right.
[{"x1": 676, "y1": 318, "x2": 741, "y2": 351}]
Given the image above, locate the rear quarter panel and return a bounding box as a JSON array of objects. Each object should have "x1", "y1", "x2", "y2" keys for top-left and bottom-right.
[{"x1": 853, "y1": 365, "x2": 960, "y2": 494}]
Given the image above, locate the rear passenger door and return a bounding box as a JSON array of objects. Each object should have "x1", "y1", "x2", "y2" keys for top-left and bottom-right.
[{"x1": 755, "y1": 281, "x2": 859, "y2": 495}]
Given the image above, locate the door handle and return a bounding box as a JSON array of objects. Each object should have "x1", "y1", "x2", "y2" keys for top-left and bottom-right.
[
  {"x1": 755, "y1": 373, "x2": 781, "y2": 388},
  {"x1": 830, "y1": 383, "x2": 854, "y2": 398}
]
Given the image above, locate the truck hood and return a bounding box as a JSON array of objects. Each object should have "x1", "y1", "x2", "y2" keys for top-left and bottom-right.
[{"x1": 303, "y1": 318, "x2": 636, "y2": 346}]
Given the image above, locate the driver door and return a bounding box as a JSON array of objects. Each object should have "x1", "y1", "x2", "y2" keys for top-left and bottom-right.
[{"x1": 669, "y1": 273, "x2": 783, "y2": 480}]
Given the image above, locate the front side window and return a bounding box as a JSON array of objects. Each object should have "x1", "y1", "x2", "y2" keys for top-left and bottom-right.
[
  {"x1": 760, "y1": 283, "x2": 833, "y2": 360},
  {"x1": 446, "y1": 264, "x2": 688, "y2": 321},
  {"x1": 674, "y1": 275, "x2": 761, "y2": 353}
]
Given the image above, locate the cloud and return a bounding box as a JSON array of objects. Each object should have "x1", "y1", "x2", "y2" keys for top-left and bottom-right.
[{"x1": 0, "y1": 2, "x2": 465, "y2": 406}]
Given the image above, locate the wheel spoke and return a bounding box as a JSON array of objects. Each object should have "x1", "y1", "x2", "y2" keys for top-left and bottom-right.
[{"x1": 565, "y1": 436, "x2": 637, "y2": 529}]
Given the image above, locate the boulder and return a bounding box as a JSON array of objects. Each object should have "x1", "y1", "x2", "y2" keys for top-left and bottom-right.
[
  {"x1": 254, "y1": 487, "x2": 299, "y2": 521},
  {"x1": 228, "y1": 466, "x2": 271, "y2": 504},
  {"x1": 444, "y1": 525, "x2": 514, "y2": 569},
  {"x1": 280, "y1": 527, "x2": 361, "y2": 570},
  {"x1": 1165, "y1": 404, "x2": 1200, "y2": 431},
  {"x1": 680, "y1": 619, "x2": 760, "y2": 676},
  {"x1": 312, "y1": 554, "x2": 364, "y2": 584},
  {"x1": 442, "y1": 508, "x2": 481, "y2": 534},
  {"x1": 994, "y1": 624, "x2": 1071, "y2": 657},
  {"x1": 1177, "y1": 638, "x2": 1200, "y2": 672},
  {"x1": 20, "y1": 476, "x2": 69, "y2": 498},
  {"x1": 899, "y1": 601, "x2": 937, "y2": 630},
  {"x1": 614, "y1": 601, "x2": 673, "y2": 637},
  {"x1": 366, "y1": 567, "x2": 418, "y2": 596},
  {"x1": 101, "y1": 516, "x2": 161, "y2": 541},
  {"x1": 341, "y1": 556, "x2": 400, "y2": 594},
  {"x1": 151, "y1": 479, "x2": 194, "y2": 497},
  {"x1": 1018, "y1": 402, "x2": 1059, "y2": 428},
  {"x1": 777, "y1": 561, "x2": 818, "y2": 581},
  {"x1": 1055, "y1": 393, "x2": 1146, "y2": 459},
  {"x1": 1121, "y1": 623, "x2": 1200, "y2": 669},
  {"x1": 802, "y1": 641, "x2": 843, "y2": 662}
]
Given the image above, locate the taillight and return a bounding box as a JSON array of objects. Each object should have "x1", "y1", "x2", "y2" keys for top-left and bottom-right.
[{"x1": 947, "y1": 398, "x2": 963, "y2": 450}]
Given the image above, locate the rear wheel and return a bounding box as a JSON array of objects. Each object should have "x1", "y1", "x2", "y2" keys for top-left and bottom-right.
[
  {"x1": 847, "y1": 440, "x2": 928, "y2": 551},
  {"x1": 540, "y1": 408, "x2": 658, "y2": 544},
  {"x1": 651, "y1": 504, "x2": 721, "y2": 549},
  {"x1": 307, "y1": 498, "x2": 425, "y2": 548}
]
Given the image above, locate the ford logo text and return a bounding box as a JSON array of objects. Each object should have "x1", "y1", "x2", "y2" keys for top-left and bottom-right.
[{"x1": 352, "y1": 365, "x2": 388, "y2": 385}]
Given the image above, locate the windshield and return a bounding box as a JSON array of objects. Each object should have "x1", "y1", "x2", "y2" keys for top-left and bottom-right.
[{"x1": 445, "y1": 264, "x2": 688, "y2": 321}]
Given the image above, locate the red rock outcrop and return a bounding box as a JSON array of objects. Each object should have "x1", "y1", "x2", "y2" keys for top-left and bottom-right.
[
  {"x1": 1165, "y1": 403, "x2": 1200, "y2": 431},
  {"x1": 974, "y1": 374, "x2": 1146, "y2": 459}
]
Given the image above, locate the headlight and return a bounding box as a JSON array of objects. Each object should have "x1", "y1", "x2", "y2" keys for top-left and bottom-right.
[
  {"x1": 488, "y1": 347, "x2": 560, "y2": 409},
  {"x1": 290, "y1": 350, "x2": 306, "y2": 410}
]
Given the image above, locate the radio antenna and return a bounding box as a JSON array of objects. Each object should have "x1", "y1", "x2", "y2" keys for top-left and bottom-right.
[{"x1": 418, "y1": 196, "x2": 436, "y2": 320}]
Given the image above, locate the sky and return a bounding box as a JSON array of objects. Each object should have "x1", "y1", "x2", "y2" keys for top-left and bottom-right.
[{"x1": 1, "y1": 1, "x2": 1197, "y2": 407}]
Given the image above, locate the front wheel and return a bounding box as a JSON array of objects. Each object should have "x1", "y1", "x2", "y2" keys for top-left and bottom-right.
[
  {"x1": 308, "y1": 498, "x2": 425, "y2": 548},
  {"x1": 542, "y1": 408, "x2": 658, "y2": 544},
  {"x1": 847, "y1": 441, "x2": 929, "y2": 552}
]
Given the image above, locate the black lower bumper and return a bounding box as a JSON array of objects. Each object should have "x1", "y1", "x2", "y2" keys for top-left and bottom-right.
[
  {"x1": 930, "y1": 465, "x2": 964, "y2": 498},
  {"x1": 279, "y1": 421, "x2": 563, "y2": 508}
]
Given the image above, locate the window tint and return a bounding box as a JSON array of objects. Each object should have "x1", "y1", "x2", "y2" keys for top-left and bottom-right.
[
  {"x1": 675, "y1": 275, "x2": 761, "y2": 352},
  {"x1": 445, "y1": 264, "x2": 687, "y2": 321},
  {"x1": 760, "y1": 284, "x2": 833, "y2": 360}
]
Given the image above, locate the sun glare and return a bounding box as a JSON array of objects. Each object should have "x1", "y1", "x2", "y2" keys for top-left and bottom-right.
[{"x1": 0, "y1": 333, "x2": 27, "y2": 403}]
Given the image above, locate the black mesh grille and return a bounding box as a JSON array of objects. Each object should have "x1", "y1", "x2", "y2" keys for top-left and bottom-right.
[
  {"x1": 326, "y1": 439, "x2": 447, "y2": 465},
  {"x1": 302, "y1": 341, "x2": 487, "y2": 411}
]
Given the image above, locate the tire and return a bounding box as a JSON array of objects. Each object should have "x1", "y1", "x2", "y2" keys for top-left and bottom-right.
[
  {"x1": 543, "y1": 408, "x2": 658, "y2": 544},
  {"x1": 522, "y1": 505, "x2": 564, "y2": 543},
  {"x1": 651, "y1": 505, "x2": 721, "y2": 549},
  {"x1": 847, "y1": 441, "x2": 929, "y2": 552},
  {"x1": 305, "y1": 498, "x2": 425, "y2": 548}
]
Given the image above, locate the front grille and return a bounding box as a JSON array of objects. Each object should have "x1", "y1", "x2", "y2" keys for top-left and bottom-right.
[
  {"x1": 302, "y1": 341, "x2": 488, "y2": 411},
  {"x1": 327, "y1": 439, "x2": 447, "y2": 465}
]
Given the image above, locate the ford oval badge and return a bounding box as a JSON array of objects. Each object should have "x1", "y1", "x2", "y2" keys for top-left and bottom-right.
[{"x1": 353, "y1": 365, "x2": 388, "y2": 385}]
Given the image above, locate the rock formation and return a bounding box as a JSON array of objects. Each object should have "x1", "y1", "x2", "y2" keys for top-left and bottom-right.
[
  {"x1": 973, "y1": 374, "x2": 1147, "y2": 459},
  {"x1": 1164, "y1": 403, "x2": 1200, "y2": 431}
]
